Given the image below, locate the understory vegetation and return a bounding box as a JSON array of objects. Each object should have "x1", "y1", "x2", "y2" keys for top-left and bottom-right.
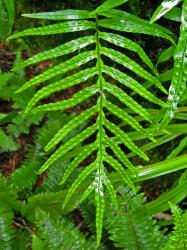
[{"x1": 0, "y1": 0, "x2": 187, "y2": 249}]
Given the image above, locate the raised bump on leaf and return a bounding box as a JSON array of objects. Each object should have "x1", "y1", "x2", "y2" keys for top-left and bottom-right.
[
  {"x1": 105, "y1": 136, "x2": 136, "y2": 172},
  {"x1": 101, "y1": 47, "x2": 168, "y2": 94},
  {"x1": 13, "y1": 35, "x2": 95, "y2": 71},
  {"x1": 100, "y1": 32, "x2": 155, "y2": 71},
  {"x1": 104, "y1": 99, "x2": 154, "y2": 142},
  {"x1": 8, "y1": 20, "x2": 95, "y2": 39},
  {"x1": 158, "y1": 1, "x2": 187, "y2": 131},
  {"x1": 103, "y1": 66, "x2": 168, "y2": 107},
  {"x1": 59, "y1": 142, "x2": 98, "y2": 185},
  {"x1": 22, "y1": 10, "x2": 91, "y2": 20},
  {"x1": 45, "y1": 106, "x2": 98, "y2": 152},
  {"x1": 105, "y1": 83, "x2": 152, "y2": 122},
  {"x1": 39, "y1": 124, "x2": 97, "y2": 173},
  {"x1": 104, "y1": 119, "x2": 149, "y2": 161},
  {"x1": 24, "y1": 67, "x2": 97, "y2": 113},
  {"x1": 62, "y1": 161, "x2": 98, "y2": 209},
  {"x1": 31, "y1": 85, "x2": 98, "y2": 114},
  {"x1": 17, "y1": 51, "x2": 96, "y2": 93},
  {"x1": 104, "y1": 154, "x2": 135, "y2": 192}
]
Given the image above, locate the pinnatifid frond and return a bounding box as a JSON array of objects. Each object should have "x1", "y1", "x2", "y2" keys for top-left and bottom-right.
[
  {"x1": 9, "y1": 0, "x2": 173, "y2": 244},
  {"x1": 158, "y1": 1, "x2": 187, "y2": 131}
]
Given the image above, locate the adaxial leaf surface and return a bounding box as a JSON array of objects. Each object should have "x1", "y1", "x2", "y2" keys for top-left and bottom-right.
[{"x1": 9, "y1": 1, "x2": 171, "y2": 245}]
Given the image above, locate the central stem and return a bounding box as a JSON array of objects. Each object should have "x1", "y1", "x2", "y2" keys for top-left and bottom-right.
[{"x1": 96, "y1": 14, "x2": 104, "y2": 167}]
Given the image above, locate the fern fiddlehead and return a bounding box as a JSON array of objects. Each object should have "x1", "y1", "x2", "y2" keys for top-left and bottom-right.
[{"x1": 9, "y1": 0, "x2": 174, "y2": 244}]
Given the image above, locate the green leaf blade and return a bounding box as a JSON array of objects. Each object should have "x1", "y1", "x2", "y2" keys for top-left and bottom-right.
[{"x1": 8, "y1": 20, "x2": 95, "y2": 39}]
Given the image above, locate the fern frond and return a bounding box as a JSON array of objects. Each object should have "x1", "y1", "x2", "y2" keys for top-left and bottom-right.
[
  {"x1": 62, "y1": 161, "x2": 98, "y2": 209},
  {"x1": 32, "y1": 85, "x2": 98, "y2": 113},
  {"x1": 164, "y1": 203, "x2": 187, "y2": 250},
  {"x1": 9, "y1": 0, "x2": 172, "y2": 244},
  {"x1": 158, "y1": 1, "x2": 187, "y2": 130},
  {"x1": 93, "y1": 0, "x2": 128, "y2": 14},
  {"x1": 34, "y1": 208, "x2": 99, "y2": 250},
  {"x1": 0, "y1": 128, "x2": 18, "y2": 152},
  {"x1": 100, "y1": 31, "x2": 155, "y2": 71},
  {"x1": 101, "y1": 47, "x2": 167, "y2": 94},
  {"x1": 8, "y1": 20, "x2": 95, "y2": 39},
  {"x1": 0, "y1": 206, "x2": 15, "y2": 250},
  {"x1": 99, "y1": 9, "x2": 174, "y2": 43},
  {"x1": 8, "y1": 163, "x2": 39, "y2": 192},
  {"x1": 0, "y1": 175, "x2": 17, "y2": 210},
  {"x1": 17, "y1": 53, "x2": 96, "y2": 94},
  {"x1": 106, "y1": 187, "x2": 164, "y2": 250},
  {"x1": 59, "y1": 142, "x2": 98, "y2": 185},
  {"x1": 105, "y1": 136, "x2": 135, "y2": 172},
  {"x1": 167, "y1": 136, "x2": 187, "y2": 159},
  {"x1": 45, "y1": 106, "x2": 97, "y2": 151},
  {"x1": 95, "y1": 184, "x2": 105, "y2": 246},
  {"x1": 104, "y1": 155, "x2": 135, "y2": 191},
  {"x1": 22, "y1": 9, "x2": 91, "y2": 20},
  {"x1": 0, "y1": 176, "x2": 17, "y2": 249},
  {"x1": 150, "y1": 0, "x2": 181, "y2": 23},
  {"x1": 32, "y1": 234, "x2": 46, "y2": 250},
  {"x1": 104, "y1": 118, "x2": 149, "y2": 161},
  {"x1": 13, "y1": 35, "x2": 95, "y2": 71},
  {"x1": 39, "y1": 124, "x2": 97, "y2": 173},
  {"x1": 103, "y1": 66, "x2": 168, "y2": 105},
  {"x1": 105, "y1": 83, "x2": 152, "y2": 122}
]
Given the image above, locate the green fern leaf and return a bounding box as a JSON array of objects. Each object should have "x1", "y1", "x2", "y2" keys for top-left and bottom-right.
[
  {"x1": 9, "y1": 163, "x2": 38, "y2": 192},
  {"x1": 103, "y1": 66, "x2": 168, "y2": 105},
  {"x1": 102, "y1": 47, "x2": 168, "y2": 94},
  {"x1": 10, "y1": 1, "x2": 172, "y2": 244},
  {"x1": 158, "y1": 1, "x2": 187, "y2": 130},
  {"x1": 0, "y1": 206, "x2": 15, "y2": 250},
  {"x1": 8, "y1": 20, "x2": 95, "y2": 39},
  {"x1": 106, "y1": 84, "x2": 152, "y2": 123},
  {"x1": 24, "y1": 67, "x2": 97, "y2": 113},
  {"x1": 13, "y1": 35, "x2": 95, "y2": 71},
  {"x1": 167, "y1": 136, "x2": 187, "y2": 159},
  {"x1": 0, "y1": 128, "x2": 18, "y2": 152},
  {"x1": 39, "y1": 124, "x2": 97, "y2": 173},
  {"x1": 45, "y1": 105, "x2": 97, "y2": 151},
  {"x1": 150, "y1": 0, "x2": 181, "y2": 23},
  {"x1": 62, "y1": 161, "x2": 98, "y2": 209},
  {"x1": 32, "y1": 85, "x2": 98, "y2": 113},
  {"x1": 34, "y1": 209, "x2": 98, "y2": 250},
  {"x1": 99, "y1": 9, "x2": 175, "y2": 43},
  {"x1": 32, "y1": 235, "x2": 46, "y2": 250},
  {"x1": 106, "y1": 187, "x2": 164, "y2": 250},
  {"x1": 80, "y1": 183, "x2": 95, "y2": 202},
  {"x1": 100, "y1": 31, "x2": 155, "y2": 71},
  {"x1": 105, "y1": 136, "x2": 136, "y2": 172},
  {"x1": 104, "y1": 155, "x2": 135, "y2": 191},
  {"x1": 164, "y1": 7, "x2": 181, "y2": 22},
  {"x1": 59, "y1": 142, "x2": 98, "y2": 185},
  {"x1": 93, "y1": 0, "x2": 128, "y2": 14},
  {"x1": 95, "y1": 186, "x2": 105, "y2": 246},
  {"x1": 164, "y1": 203, "x2": 187, "y2": 250},
  {"x1": 102, "y1": 170, "x2": 118, "y2": 210},
  {"x1": 104, "y1": 118, "x2": 149, "y2": 161},
  {"x1": 22, "y1": 9, "x2": 91, "y2": 20},
  {"x1": 16, "y1": 52, "x2": 96, "y2": 94}
]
